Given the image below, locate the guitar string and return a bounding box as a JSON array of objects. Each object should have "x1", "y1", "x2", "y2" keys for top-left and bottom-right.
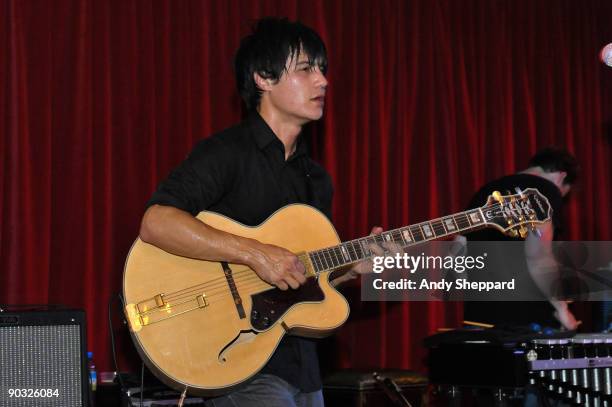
[
  {"x1": 138, "y1": 272, "x2": 344, "y2": 323},
  {"x1": 143, "y1": 235, "x2": 389, "y2": 305},
  {"x1": 135, "y1": 199, "x2": 538, "y2": 315},
  {"x1": 137, "y1": 199, "x2": 537, "y2": 311},
  {"x1": 147, "y1": 253, "x2": 316, "y2": 304},
  {"x1": 157, "y1": 264, "x2": 335, "y2": 305},
  {"x1": 139, "y1": 216, "x2": 539, "y2": 319},
  {"x1": 157, "y1": 198, "x2": 533, "y2": 301},
  {"x1": 145, "y1": 257, "x2": 340, "y2": 307},
  {"x1": 140, "y1": 277, "x2": 296, "y2": 318},
  {"x1": 156, "y1": 199, "x2": 525, "y2": 300},
  {"x1": 138, "y1": 276, "x2": 300, "y2": 320},
  {"x1": 148, "y1": 233, "x2": 411, "y2": 305},
  {"x1": 142, "y1": 200, "x2": 537, "y2": 311}
]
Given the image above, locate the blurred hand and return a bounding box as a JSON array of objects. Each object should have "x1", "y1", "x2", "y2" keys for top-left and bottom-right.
[
  {"x1": 349, "y1": 226, "x2": 404, "y2": 277},
  {"x1": 553, "y1": 301, "x2": 581, "y2": 330}
]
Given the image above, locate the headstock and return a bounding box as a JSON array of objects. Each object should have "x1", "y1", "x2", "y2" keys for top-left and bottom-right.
[{"x1": 479, "y1": 188, "x2": 552, "y2": 238}]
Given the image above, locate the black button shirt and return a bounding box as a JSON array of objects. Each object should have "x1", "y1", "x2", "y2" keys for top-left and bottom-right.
[
  {"x1": 463, "y1": 174, "x2": 564, "y2": 327},
  {"x1": 147, "y1": 112, "x2": 333, "y2": 392}
]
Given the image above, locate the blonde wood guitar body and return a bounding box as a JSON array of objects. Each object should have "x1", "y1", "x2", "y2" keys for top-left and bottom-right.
[{"x1": 123, "y1": 204, "x2": 349, "y2": 396}]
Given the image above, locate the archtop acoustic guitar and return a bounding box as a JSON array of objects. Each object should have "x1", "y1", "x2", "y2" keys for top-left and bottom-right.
[{"x1": 123, "y1": 188, "x2": 551, "y2": 395}]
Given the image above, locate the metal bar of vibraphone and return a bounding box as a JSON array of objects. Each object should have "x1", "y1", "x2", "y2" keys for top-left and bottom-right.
[{"x1": 529, "y1": 334, "x2": 612, "y2": 406}]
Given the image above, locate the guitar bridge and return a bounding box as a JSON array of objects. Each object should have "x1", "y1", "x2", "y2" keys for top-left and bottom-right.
[
  {"x1": 124, "y1": 292, "x2": 210, "y2": 331},
  {"x1": 125, "y1": 303, "x2": 142, "y2": 332}
]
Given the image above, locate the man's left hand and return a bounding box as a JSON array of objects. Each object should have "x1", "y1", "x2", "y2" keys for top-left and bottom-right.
[{"x1": 345, "y1": 226, "x2": 404, "y2": 280}]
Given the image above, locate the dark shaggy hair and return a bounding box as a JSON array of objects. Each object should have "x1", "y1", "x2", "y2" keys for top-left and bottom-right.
[
  {"x1": 234, "y1": 17, "x2": 328, "y2": 110},
  {"x1": 528, "y1": 147, "x2": 579, "y2": 185}
]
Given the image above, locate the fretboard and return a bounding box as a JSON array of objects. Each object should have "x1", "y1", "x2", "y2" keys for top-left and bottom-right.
[{"x1": 308, "y1": 208, "x2": 487, "y2": 273}]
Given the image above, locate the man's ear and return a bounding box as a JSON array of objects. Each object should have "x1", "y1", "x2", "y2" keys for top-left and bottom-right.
[
  {"x1": 253, "y1": 72, "x2": 274, "y2": 91},
  {"x1": 553, "y1": 171, "x2": 568, "y2": 188},
  {"x1": 554, "y1": 171, "x2": 572, "y2": 197}
]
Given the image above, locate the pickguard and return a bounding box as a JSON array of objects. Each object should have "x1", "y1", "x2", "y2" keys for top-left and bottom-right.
[{"x1": 250, "y1": 277, "x2": 324, "y2": 331}]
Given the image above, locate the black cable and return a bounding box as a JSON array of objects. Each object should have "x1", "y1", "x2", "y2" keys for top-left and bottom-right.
[
  {"x1": 108, "y1": 292, "x2": 134, "y2": 407},
  {"x1": 372, "y1": 372, "x2": 413, "y2": 407},
  {"x1": 140, "y1": 362, "x2": 145, "y2": 407}
]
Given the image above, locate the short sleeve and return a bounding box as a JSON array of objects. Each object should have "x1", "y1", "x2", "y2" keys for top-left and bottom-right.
[{"x1": 147, "y1": 137, "x2": 235, "y2": 216}]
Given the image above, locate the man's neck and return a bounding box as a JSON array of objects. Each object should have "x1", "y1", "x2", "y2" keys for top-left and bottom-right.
[
  {"x1": 257, "y1": 106, "x2": 303, "y2": 160},
  {"x1": 519, "y1": 167, "x2": 563, "y2": 192}
]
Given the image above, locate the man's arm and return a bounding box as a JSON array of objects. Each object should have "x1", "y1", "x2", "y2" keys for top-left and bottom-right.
[
  {"x1": 140, "y1": 204, "x2": 306, "y2": 290},
  {"x1": 524, "y1": 221, "x2": 579, "y2": 330}
]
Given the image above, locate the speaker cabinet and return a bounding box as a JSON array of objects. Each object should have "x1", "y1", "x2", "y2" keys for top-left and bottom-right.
[{"x1": 0, "y1": 309, "x2": 89, "y2": 407}]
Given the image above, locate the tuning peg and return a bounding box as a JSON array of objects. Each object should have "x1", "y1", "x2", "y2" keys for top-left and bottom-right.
[
  {"x1": 492, "y1": 191, "x2": 503, "y2": 203},
  {"x1": 528, "y1": 215, "x2": 536, "y2": 227},
  {"x1": 508, "y1": 229, "x2": 519, "y2": 238},
  {"x1": 519, "y1": 226, "x2": 528, "y2": 238}
]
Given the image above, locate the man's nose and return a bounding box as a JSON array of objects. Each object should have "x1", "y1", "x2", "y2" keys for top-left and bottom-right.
[{"x1": 314, "y1": 69, "x2": 328, "y2": 88}]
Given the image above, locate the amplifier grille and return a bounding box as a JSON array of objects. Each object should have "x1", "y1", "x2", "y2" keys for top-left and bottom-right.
[{"x1": 0, "y1": 324, "x2": 83, "y2": 406}]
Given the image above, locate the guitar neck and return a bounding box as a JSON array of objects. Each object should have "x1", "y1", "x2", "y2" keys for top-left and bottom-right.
[{"x1": 308, "y1": 207, "x2": 488, "y2": 274}]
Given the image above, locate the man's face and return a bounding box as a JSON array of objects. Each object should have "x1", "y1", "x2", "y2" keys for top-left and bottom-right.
[
  {"x1": 555, "y1": 171, "x2": 571, "y2": 197},
  {"x1": 261, "y1": 51, "x2": 328, "y2": 125}
]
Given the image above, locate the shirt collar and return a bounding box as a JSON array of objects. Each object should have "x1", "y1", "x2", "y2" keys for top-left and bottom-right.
[{"x1": 247, "y1": 111, "x2": 308, "y2": 160}]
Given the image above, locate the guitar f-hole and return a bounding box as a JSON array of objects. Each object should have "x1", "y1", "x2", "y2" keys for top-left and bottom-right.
[{"x1": 218, "y1": 330, "x2": 258, "y2": 363}]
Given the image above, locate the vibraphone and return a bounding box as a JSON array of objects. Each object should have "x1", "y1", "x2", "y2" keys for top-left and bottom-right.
[
  {"x1": 428, "y1": 333, "x2": 612, "y2": 406},
  {"x1": 529, "y1": 334, "x2": 612, "y2": 406}
]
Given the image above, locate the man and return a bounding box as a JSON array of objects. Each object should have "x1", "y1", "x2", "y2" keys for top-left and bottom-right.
[
  {"x1": 139, "y1": 17, "x2": 386, "y2": 407},
  {"x1": 462, "y1": 147, "x2": 580, "y2": 331}
]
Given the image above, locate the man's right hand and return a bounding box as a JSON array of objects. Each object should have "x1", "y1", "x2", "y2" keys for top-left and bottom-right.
[
  {"x1": 246, "y1": 242, "x2": 307, "y2": 290},
  {"x1": 553, "y1": 300, "x2": 581, "y2": 331}
]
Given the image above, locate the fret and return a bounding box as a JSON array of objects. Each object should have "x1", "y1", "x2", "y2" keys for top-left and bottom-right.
[
  {"x1": 410, "y1": 225, "x2": 425, "y2": 242},
  {"x1": 326, "y1": 248, "x2": 337, "y2": 268},
  {"x1": 467, "y1": 209, "x2": 484, "y2": 226},
  {"x1": 328, "y1": 248, "x2": 341, "y2": 268},
  {"x1": 327, "y1": 248, "x2": 338, "y2": 268},
  {"x1": 400, "y1": 227, "x2": 413, "y2": 244},
  {"x1": 345, "y1": 240, "x2": 357, "y2": 261},
  {"x1": 307, "y1": 205, "x2": 505, "y2": 272},
  {"x1": 319, "y1": 249, "x2": 331, "y2": 270},
  {"x1": 351, "y1": 240, "x2": 365, "y2": 260},
  {"x1": 455, "y1": 213, "x2": 471, "y2": 230},
  {"x1": 382, "y1": 231, "x2": 393, "y2": 245},
  {"x1": 373, "y1": 234, "x2": 385, "y2": 247},
  {"x1": 359, "y1": 238, "x2": 372, "y2": 257},
  {"x1": 371, "y1": 235, "x2": 381, "y2": 250},
  {"x1": 312, "y1": 250, "x2": 321, "y2": 270},
  {"x1": 332, "y1": 247, "x2": 345, "y2": 266},
  {"x1": 431, "y1": 220, "x2": 447, "y2": 237},
  {"x1": 390, "y1": 229, "x2": 405, "y2": 246},
  {"x1": 421, "y1": 222, "x2": 435, "y2": 239},
  {"x1": 315, "y1": 250, "x2": 325, "y2": 271},
  {"x1": 443, "y1": 216, "x2": 458, "y2": 232},
  {"x1": 393, "y1": 229, "x2": 407, "y2": 246},
  {"x1": 310, "y1": 251, "x2": 319, "y2": 272},
  {"x1": 339, "y1": 244, "x2": 351, "y2": 262}
]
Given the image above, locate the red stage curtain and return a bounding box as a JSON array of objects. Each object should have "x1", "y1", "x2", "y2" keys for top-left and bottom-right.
[{"x1": 2, "y1": 0, "x2": 611, "y2": 374}]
